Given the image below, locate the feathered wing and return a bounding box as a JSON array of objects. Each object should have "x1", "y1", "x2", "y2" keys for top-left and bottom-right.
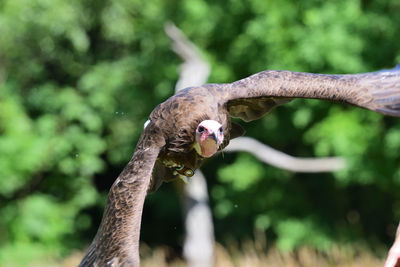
[
  {"x1": 212, "y1": 64, "x2": 400, "y2": 121},
  {"x1": 79, "y1": 125, "x2": 164, "y2": 267}
]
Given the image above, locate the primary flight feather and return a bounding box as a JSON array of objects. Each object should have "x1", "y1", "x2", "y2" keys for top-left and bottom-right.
[{"x1": 80, "y1": 65, "x2": 400, "y2": 266}]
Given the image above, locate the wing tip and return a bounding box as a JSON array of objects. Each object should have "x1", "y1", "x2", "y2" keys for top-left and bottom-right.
[
  {"x1": 371, "y1": 63, "x2": 400, "y2": 117},
  {"x1": 373, "y1": 96, "x2": 400, "y2": 117},
  {"x1": 378, "y1": 63, "x2": 400, "y2": 72},
  {"x1": 375, "y1": 107, "x2": 400, "y2": 117}
]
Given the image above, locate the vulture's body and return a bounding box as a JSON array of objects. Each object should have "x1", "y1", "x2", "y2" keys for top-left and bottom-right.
[{"x1": 80, "y1": 66, "x2": 400, "y2": 266}]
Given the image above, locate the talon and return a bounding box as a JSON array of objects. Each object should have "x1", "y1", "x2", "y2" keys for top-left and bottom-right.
[
  {"x1": 176, "y1": 165, "x2": 195, "y2": 177},
  {"x1": 184, "y1": 169, "x2": 194, "y2": 177},
  {"x1": 179, "y1": 175, "x2": 190, "y2": 184}
]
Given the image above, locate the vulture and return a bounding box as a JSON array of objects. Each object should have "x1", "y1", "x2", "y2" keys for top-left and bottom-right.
[{"x1": 79, "y1": 65, "x2": 400, "y2": 266}]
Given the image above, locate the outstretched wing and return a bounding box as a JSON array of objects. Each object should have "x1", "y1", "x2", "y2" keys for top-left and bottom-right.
[
  {"x1": 79, "y1": 124, "x2": 164, "y2": 267},
  {"x1": 212, "y1": 64, "x2": 400, "y2": 122}
]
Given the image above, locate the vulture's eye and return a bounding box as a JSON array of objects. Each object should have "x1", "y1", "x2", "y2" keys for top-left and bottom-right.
[
  {"x1": 219, "y1": 127, "x2": 223, "y2": 133},
  {"x1": 198, "y1": 126, "x2": 205, "y2": 133}
]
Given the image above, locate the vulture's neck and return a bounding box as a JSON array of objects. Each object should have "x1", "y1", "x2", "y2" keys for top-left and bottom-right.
[{"x1": 192, "y1": 141, "x2": 201, "y2": 156}]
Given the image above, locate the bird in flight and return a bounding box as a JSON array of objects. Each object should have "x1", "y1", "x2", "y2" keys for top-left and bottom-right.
[{"x1": 80, "y1": 65, "x2": 400, "y2": 266}]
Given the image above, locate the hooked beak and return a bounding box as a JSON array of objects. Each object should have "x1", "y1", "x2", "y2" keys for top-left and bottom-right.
[{"x1": 211, "y1": 132, "x2": 218, "y2": 144}]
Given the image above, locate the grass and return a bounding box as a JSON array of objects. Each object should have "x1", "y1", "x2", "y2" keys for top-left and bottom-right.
[{"x1": 54, "y1": 242, "x2": 385, "y2": 267}]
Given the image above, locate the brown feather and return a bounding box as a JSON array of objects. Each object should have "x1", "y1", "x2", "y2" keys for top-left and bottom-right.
[
  {"x1": 218, "y1": 65, "x2": 400, "y2": 121},
  {"x1": 79, "y1": 124, "x2": 164, "y2": 266}
]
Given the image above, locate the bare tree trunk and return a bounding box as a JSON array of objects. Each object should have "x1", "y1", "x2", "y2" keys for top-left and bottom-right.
[
  {"x1": 183, "y1": 171, "x2": 215, "y2": 267},
  {"x1": 165, "y1": 22, "x2": 347, "y2": 267},
  {"x1": 165, "y1": 23, "x2": 215, "y2": 267}
]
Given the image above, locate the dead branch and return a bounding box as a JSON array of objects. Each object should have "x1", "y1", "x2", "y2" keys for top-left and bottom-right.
[
  {"x1": 166, "y1": 21, "x2": 346, "y2": 173},
  {"x1": 164, "y1": 22, "x2": 210, "y2": 92},
  {"x1": 225, "y1": 137, "x2": 346, "y2": 172},
  {"x1": 166, "y1": 22, "x2": 214, "y2": 267},
  {"x1": 166, "y1": 21, "x2": 347, "y2": 267}
]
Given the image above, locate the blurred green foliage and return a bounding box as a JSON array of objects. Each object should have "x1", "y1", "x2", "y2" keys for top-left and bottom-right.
[{"x1": 0, "y1": 0, "x2": 400, "y2": 265}]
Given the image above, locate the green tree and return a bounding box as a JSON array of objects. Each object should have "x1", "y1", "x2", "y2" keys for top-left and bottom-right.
[{"x1": 0, "y1": 0, "x2": 399, "y2": 265}]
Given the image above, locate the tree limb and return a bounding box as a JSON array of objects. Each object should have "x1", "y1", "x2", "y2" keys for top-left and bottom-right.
[
  {"x1": 164, "y1": 22, "x2": 210, "y2": 92},
  {"x1": 225, "y1": 137, "x2": 346, "y2": 172},
  {"x1": 166, "y1": 21, "x2": 346, "y2": 173},
  {"x1": 165, "y1": 22, "x2": 215, "y2": 267},
  {"x1": 165, "y1": 21, "x2": 347, "y2": 267}
]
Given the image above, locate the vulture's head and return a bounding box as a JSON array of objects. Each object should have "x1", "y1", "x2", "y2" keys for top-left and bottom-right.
[{"x1": 194, "y1": 120, "x2": 224, "y2": 158}]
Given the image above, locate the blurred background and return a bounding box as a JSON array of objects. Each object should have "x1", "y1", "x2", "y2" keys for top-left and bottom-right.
[{"x1": 1, "y1": 0, "x2": 400, "y2": 266}]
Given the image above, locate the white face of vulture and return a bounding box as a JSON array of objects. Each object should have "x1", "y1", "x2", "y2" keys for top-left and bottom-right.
[{"x1": 194, "y1": 120, "x2": 224, "y2": 158}]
